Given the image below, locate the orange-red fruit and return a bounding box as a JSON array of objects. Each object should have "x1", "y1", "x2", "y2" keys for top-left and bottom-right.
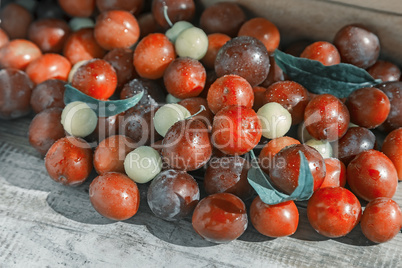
[
  {"x1": 94, "y1": 135, "x2": 135, "y2": 175},
  {"x1": 63, "y1": 28, "x2": 106, "y2": 65},
  {"x1": 307, "y1": 187, "x2": 362, "y2": 238},
  {"x1": 164, "y1": 57, "x2": 206, "y2": 99},
  {"x1": 258, "y1": 136, "x2": 300, "y2": 175},
  {"x1": 94, "y1": 10, "x2": 140, "y2": 50},
  {"x1": 368, "y1": 60, "x2": 401, "y2": 82},
  {"x1": 133, "y1": 33, "x2": 176, "y2": 79},
  {"x1": 382, "y1": 128, "x2": 402, "y2": 181},
  {"x1": 202, "y1": 33, "x2": 231, "y2": 69},
  {"x1": 263, "y1": 81, "x2": 309, "y2": 125},
  {"x1": 71, "y1": 59, "x2": 117, "y2": 100},
  {"x1": 45, "y1": 137, "x2": 93, "y2": 186},
  {"x1": 347, "y1": 150, "x2": 398, "y2": 201},
  {"x1": 0, "y1": 40, "x2": 42, "y2": 70},
  {"x1": 320, "y1": 158, "x2": 346, "y2": 188},
  {"x1": 29, "y1": 108, "x2": 65, "y2": 156},
  {"x1": 250, "y1": 198, "x2": 299, "y2": 237},
  {"x1": 238, "y1": 17, "x2": 280, "y2": 53},
  {"x1": 89, "y1": 172, "x2": 140, "y2": 220},
  {"x1": 207, "y1": 74, "x2": 254, "y2": 114},
  {"x1": 346, "y1": 87, "x2": 390, "y2": 129},
  {"x1": 212, "y1": 106, "x2": 262, "y2": 155},
  {"x1": 192, "y1": 193, "x2": 248, "y2": 243},
  {"x1": 28, "y1": 18, "x2": 71, "y2": 53},
  {"x1": 360, "y1": 198, "x2": 402, "y2": 243},
  {"x1": 25, "y1": 53, "x2": 71, "y2": 85},
  {"x1": 300, "y1": 41, "x2": 341, "y2": 66},
  {"x1": 304, "y1": 94, "x2": 350, "y2": 142},
  {"x1": 162, "y1": 119, "x2": 212, "y2": 171}
]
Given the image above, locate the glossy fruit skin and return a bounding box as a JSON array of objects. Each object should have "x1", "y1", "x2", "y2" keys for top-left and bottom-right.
[
  {"x1": 89, "y1": 172, "x2": 140, "y2": 221},
  {"x1": 26, "y1": 53, "x2": 71, "y2": 85},
  {"x1": 212, "y1": 106, "x2": 262, "y2": 155},
  {"x1": 94, "y1": 135, "x2": 135, "y2": 175},
  {"x1": 269, "y1": 144, "x2": 326, "y2": 194},
  {"x1": 133, "y1": 33, "x2": 176, "y2": 79},
  {"x1": 71, "y1": 59, "x2": 117, "y2": 100},
  {"x1": 263, "y1": 81, "x2": 309, "y2": 125},
  {"x1": 382, "y1": 128, "x2": 402, "y2": 181},
  {"x1": 378, "y1": 82, "x2": 402, "y2": 132},
  {"x1": 304, "y1": 94, "x2": 350, "y2": 142},
  {"x1": 94, "y1": 10, "x2": 140, "y2": 50},
  {"x1": 0, "y1": 69, "x2": 34, "y2": 120},
  {"x1": 162, "y1": 119, "x2": 212, "y2": 171},
  {"x1": 360, "y1": 198, "x2": 402, "y2": 243},
  {"x1": 336, "y1": 126, "x2": 376, "y2": 165},
  {"x1": 152, "y1": 0, "x2": 195, "y2": 29},
  {"x1": 147, "y1": 169, "x2": 200, "y2": 221},
  {"x1": 204, "y1": 156, "x2": 253, "y2": 200},
  {"x1": 30, "y1": 79, "x2": 66, "y2": 114},
  {"x1": 58, "y1": 0, "x2": 96, "y2": 17},
  {"x1": 333, "y1": 24, "x2": 380, "y2": 69},
  {"x1": 207, "y1": 74, "x2": 254, "y2": 114},
  {"x1": 120, "y1": 78, "x2": 165, "y2": 107},
  {"x1": 300, "y1": 41, "x2": 341, "y2": 66},
  {"x1": 258, "y1": 136, "x2": 300, "y2": 175},
  {"x1": 320, "y1": 158, "x2": 346, "y2": 188},
  {"x1": 307, "y1": 187, "x2": 362, "y2": 238},
  {"x1": 120, "y1": 105, "x2": 161, "y2": 147},
  {"x1": 202, "y1": 33, "x2": 231, "y2": 70},
  {"x1": 347, "y1": 150, "x2": 398, "y2": 201},
  {"x1": 164, "y1": 57, "x2": 206, "y2": 99},
  {"x1": 215, "y1": 36, "x2": 270, "y2": 87},
  {"x1": 104, "y1": 48, "x2": 137, "y2": 89},
  {"x1": 28, "y1": 18, "x2": 71, "y2": 53},
  {"x1": 63, "y1": 28, "x2": 106, "y2": 65},
  {"x1": 367, "y1": 60, "x2": 401, "y2": 82},
  {"x1": 346, "y1": 87, "x2": 390, "y2": 129},
  {"x1": 29, "y1": 108, "x2": 65, "y2": 156},
  {"x1": 238, "y1": 17, "x2": 280, "y2": 53},
  {"x1": 45, "y1": 136, "x2": 93, "y2": 186},
  {"x1": 250, "y1": 198, "x2": 299, "y2": 237},
  {"x1": 199, "y1": 2, "x2": 246, "y2": 37},
  {"x1": 0, "y1": 3, "x2": 32, "y2": 39},
  {"x1": 192, "y1": 193, "x2": 248, "y2": 243},
  {"x1": 0, "y1": 40, "x2": 42, "y2": 71}
]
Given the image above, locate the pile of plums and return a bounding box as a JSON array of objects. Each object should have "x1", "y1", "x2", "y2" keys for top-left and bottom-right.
[{"x1": 0, "y1": 0, "x2": 401, "y2": 244}]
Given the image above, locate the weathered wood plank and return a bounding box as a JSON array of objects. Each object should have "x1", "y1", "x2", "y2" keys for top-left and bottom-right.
[{"x1": 1, "y1": 117, "x2": 402, "y2": 267}]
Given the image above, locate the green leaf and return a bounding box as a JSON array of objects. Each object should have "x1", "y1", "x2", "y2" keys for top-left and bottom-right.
[
  {"x1": 273, "y1": 49, "x2": 382, "y2": 98},
  {"x1": 247, "y1": 150, "x2": 314, "y2": 205},
  {"x1": 64, "y1": 84, "x2": 144, "y2": 117}
]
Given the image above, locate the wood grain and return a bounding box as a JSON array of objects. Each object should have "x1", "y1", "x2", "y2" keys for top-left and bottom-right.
[{"x1": 1, "y1": 117, "x2": 402, "y2": 267}]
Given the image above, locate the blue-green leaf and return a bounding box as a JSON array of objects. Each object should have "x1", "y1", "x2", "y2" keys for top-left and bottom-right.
[
  {"x1": 64, "y1": 84, "x2": 144, "y2": 117},
  {"x1": 273, "y1": 49, "x2": 382, "y2": 98},
  {"x1": 247, "y1": 150, "x2": 314, "y2": 205}
]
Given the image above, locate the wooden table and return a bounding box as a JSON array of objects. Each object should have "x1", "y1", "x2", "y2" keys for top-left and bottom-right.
[{"x1": 1, "y1": 116, "x2": 401, "y2": 267}]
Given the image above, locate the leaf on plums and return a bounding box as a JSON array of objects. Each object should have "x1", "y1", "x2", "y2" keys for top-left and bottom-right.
[
  {"x1": 64, "y1": 84, "x2": 144, "y2": 117},
  {"x1": 273, "y1": 49, "x2": 382, "y2": 98},
  {"x1": 247, "y1": 150, "x2": 314, "y2": 205}
]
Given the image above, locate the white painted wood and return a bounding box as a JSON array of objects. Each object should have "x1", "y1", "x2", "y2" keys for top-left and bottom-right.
[{"x1": 1, "y1": 117, "x2": 402, "y2": 267}]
